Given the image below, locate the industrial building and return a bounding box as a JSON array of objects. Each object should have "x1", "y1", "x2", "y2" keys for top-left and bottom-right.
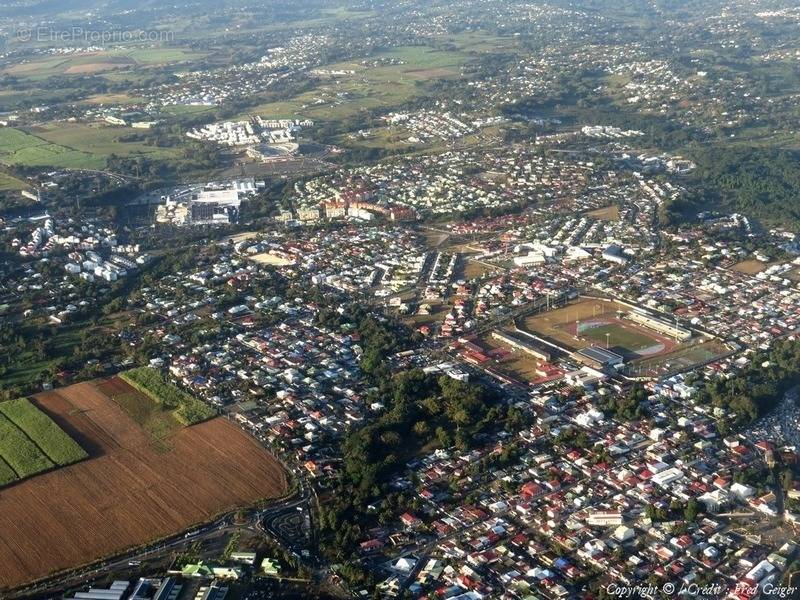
[{"x1": 70, "y1": 581, "x2": 129, "y2": 600}]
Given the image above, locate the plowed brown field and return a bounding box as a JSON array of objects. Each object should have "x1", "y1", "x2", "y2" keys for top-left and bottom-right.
[{"x1": 0, "y1": 378, "x2": 287, "y2": 590}]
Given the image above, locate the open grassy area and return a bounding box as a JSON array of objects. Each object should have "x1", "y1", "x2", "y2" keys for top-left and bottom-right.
[
  {"x1": 0, "y1": 398, "x2": 88, "y2": 466},
  {"x1": 3, "y1": 47, "x2": 204, "y2": 80},
  {"x1": 0, "y1": 171, "x2": 29, "y2": 190},
  {"x1": 240, "y1": 45, "x2": 470, "y2": 122},
  {"x1": 83, "y1": 93, "x2": 147, "y2": 106},
  {"x1": 0, "y1": 127, "x2": 104, "y2": 169},
  {"x1": 100, "y1": 382, "x2": 183, "y2": 452},
  {"x1": 120, "y1": 367, "x2": 216, "y2": 426},
  {"x1": 34, "y1": 122, "x2": 181, "y2": 160},
  {"x1": 0, "y1": 123, "x2": 180, "y2": 169}
]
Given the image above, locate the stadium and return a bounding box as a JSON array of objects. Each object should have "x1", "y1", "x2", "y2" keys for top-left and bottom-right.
[{"x1": 246, "y1": 141, "x2": 300, "y2": 162}]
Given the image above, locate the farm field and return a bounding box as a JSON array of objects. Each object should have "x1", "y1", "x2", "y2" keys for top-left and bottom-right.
[
  {"x1": 240, "y1": 45, "x2": 470, "y2": 121},
  {"x1": 0, "y1": 398, "x2": 87, "y2": 485},
  {"x1": 0, "y1": 127, "x2": 103, "y2": 169},
  {"x1": 34, "y1": 123, "x2": 181, "y2": 160},
  {"x1": 0, "y1": 124, "x2": 180, "y2": 169},
  {"x1": 0, "y1": 171, "x2": 28, "y2": 190},
  {"x1": 0, "y1": 378, "x2": 287, "y2": 590},
  {"x1": 0, "y1": 398, "x2": 88, "y2": 468},
  {"x1": 3, "y1": 47, "x2": 204, "y2": 79},
  {"x1": 120, "y1": 367, "x2": 216, "y2": 425}
]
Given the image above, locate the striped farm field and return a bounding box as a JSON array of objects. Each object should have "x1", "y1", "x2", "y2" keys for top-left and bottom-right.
[
  {"x1": 0, "y1": 398, "x2": 88, "y2": 467},
  {"x1": 0, "y1": 411, "x2": 54, "y2": 479},
  {"x1": 0, "y1": 398, "x2": 87, "y2": 484},
  {"x1": 0, "y1": 378, "x2": 287, "y2": 590}
]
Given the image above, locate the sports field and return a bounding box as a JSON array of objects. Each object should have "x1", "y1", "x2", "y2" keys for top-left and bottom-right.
[
  {"x1": 730, "y1": 259, "x2": 769, "y2": 275},
  {"x1": 625, "y1": 339, "x2": 732, "y2": 378},
  {"x1": 0, "y1": 377, "x2": 287, "y2": 589},
  {"x1": 522, "y1": 297, "x2": 677, "y2": 359}
]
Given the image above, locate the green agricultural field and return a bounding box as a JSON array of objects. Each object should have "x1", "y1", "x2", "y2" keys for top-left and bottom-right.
[
  {"x1": 108, "y1": 389, "x2": 182, "y2": 451},
  {"x1": 35, "y1": 123, "x2": 181, "y2": 160},
  {"x1": 121, "y1": 367, "x2": 216, "y2": 426},
  {"x1": 3, "y1": 47, "x2": 205, "y2": 79},
  {"x1": 0, "y1": 127, "x2": 104, "y2": 169},
  {"x1": 0, "y1": 124, "x2": 180, "y2": 169},
  {"x1": 0, "y1": 457, "x2": 16, "y2": 486},
  {"x1": 0, "y1": 171, "x2": 28, "y2": 190},
  {"x1": 158, "y1": 104, "x2": 217, "y2": 117},
  {"x1": 0, "y1": 398, "x2": 88, "y2": 466},
  {"x1": 240, "y1": 45, "x2": 470, "y2": 122},
  {"x1": 0, "y1": 412, "x2": 54, "y2": 480}
]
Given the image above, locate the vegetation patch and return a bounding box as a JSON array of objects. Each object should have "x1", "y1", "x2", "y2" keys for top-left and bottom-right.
[
  {"x1": 0, "y1": 412, "x2": 53, "y2": 480},
  {"x1": 0, "y1": 398, "x2": 88, "y2": 467},
  {"x1": 120, "y1": 367, "x2": 216, "y2": 425},
  {"x1": 0, "y1": 127, "x2": 104, "y2": 169}
]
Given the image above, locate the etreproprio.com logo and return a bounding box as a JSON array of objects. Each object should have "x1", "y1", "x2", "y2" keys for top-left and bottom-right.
[{"x1": 13, "y1": 27, "x2": 173, "y2": 44}]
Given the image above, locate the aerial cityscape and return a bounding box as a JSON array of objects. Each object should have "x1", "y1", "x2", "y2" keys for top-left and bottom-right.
[{"x1": 1, "y1": 1, "x2": 800, "y2": 599}]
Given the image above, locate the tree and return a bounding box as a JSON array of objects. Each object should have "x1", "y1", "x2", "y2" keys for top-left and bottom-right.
[{"x1": 684, "y1": 498, "x2": 700, "y2": 522}]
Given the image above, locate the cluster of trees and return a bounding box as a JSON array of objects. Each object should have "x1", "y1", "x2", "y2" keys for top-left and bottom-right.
[
  {"x1": 604, "y1": 384, "x2": 648, "y2": 421},
  {"x1": 314, "y1": 304, "x2": 417, "y2": 380},
  {"x1": 342, "y1": 369, "x2": 500, "y2": 494},
  {"x1": 690, "y1": 145, "x2": 800, "y2": 228},
  {"x1": 696, "y1": 338, "x2": 800, "y2": 426}
]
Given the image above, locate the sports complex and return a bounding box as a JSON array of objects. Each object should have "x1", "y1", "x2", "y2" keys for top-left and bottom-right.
[{"x1": 520, "y1": 296, "x2": 731, "y2": 377}]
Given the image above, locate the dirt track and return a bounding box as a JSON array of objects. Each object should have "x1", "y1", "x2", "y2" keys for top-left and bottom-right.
[{"x1": 0, "y1": 378, "x2": 287, "y2": 590}]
